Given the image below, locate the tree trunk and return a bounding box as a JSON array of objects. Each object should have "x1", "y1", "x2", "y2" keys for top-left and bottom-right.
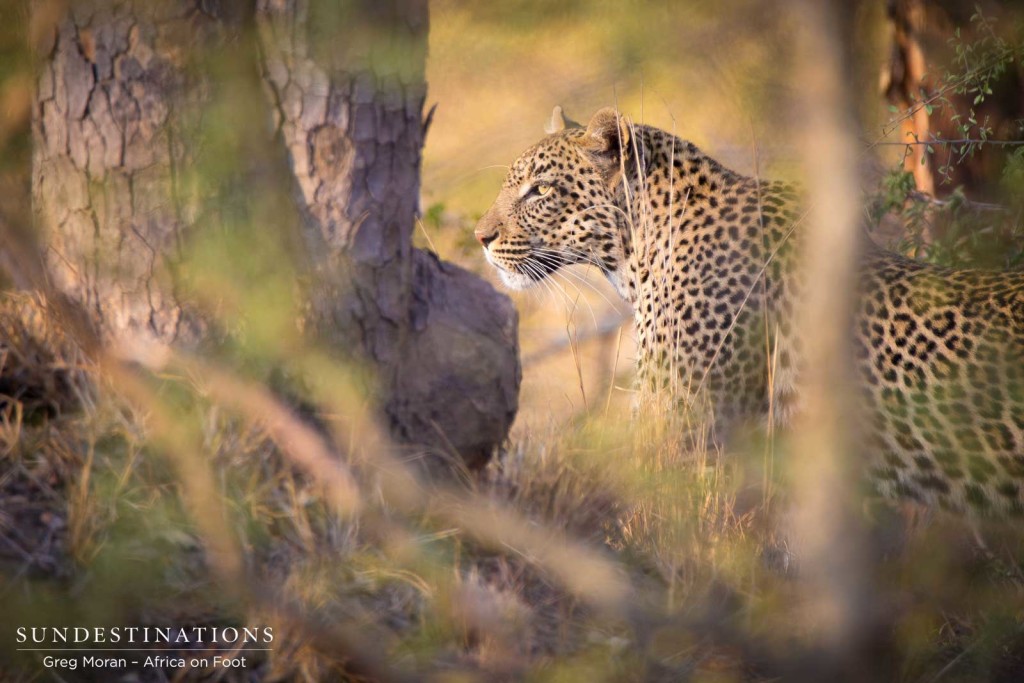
[
  {"x1": 32, "y1": 0, "x2": 218, "y2": 345},
  {"x1": 256, "y1": 0, "x2": 519, "y2": 469},
  {"x1": 882, "y1": 0, "x2": 935, "y2": 196},
  {"x1": 30, "y1": 0, "x2": 521, "y2": 469}
]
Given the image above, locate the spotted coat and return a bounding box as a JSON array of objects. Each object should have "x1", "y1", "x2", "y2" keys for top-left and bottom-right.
[{"x1": 476, "y1": 107, "x2": 1024, "y2": 514}]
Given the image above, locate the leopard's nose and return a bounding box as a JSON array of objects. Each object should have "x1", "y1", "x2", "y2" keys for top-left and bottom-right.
[{"x1": 474, "y1": 227, "x2": 498, "y2": 248}]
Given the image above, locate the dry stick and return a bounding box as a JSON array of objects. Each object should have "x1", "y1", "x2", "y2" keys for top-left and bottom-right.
[
  {"x1": 523, "y1": 311, "x2": 630, "y2": 366},
  {"x1": 604, "y1": 324, "x2": 626, "y2": 417},
  {"x1": 875, "y1": 138, "x2": 1024, "y2": 146},
  {"x1": 746, "y1": 124, "x2": 780, "y2": 514},
  {"x1": 905, "y1": 189, "x2": 1008, "y2": 213},
  {"x1": 567, "y1": 312, "x2": 588, "y2": 412}
]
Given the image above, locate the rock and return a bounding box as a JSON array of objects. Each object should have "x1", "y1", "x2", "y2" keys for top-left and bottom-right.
[{"x1": 385, "y1": 249, "x2": 520, "y2": 470}]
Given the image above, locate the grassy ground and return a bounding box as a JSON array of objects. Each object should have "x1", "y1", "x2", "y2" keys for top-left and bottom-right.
[{"x1": 5, "y1": 286, "x2": 1024, "y2": 682}]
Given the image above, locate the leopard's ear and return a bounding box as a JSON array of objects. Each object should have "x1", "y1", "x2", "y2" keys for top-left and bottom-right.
[
  {"x1": 582, "y1": 107, "x2": 631, "y2": 179},
  {"x1": 544, "y1": 105, "x2": 581, "y2": 134},
  {"x1": 584, "y1": 107, "x2": 630, "y2": 153}
]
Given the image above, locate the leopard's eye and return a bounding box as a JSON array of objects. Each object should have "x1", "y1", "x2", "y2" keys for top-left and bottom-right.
[{"x1": 536, "y1": 184, "x2": 553, "y2": 197}]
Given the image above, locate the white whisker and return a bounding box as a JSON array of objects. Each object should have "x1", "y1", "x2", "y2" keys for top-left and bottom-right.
[
  {"x1": 548, "y1": 268, "x2": 599, "y2": 329},
  {"x1": 527, "y1": 246, "x2": 623, "y2": 312}
]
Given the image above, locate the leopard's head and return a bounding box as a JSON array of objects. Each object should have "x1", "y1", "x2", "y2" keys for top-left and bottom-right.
[{"x1": 475, "y1": 107, "x2": 631, "y2": 290}]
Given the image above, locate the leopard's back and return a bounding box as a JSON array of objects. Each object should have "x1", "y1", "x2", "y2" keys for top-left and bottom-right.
[{"x1": 855, "y1": 249, "x2": 1024, "y2": 512}]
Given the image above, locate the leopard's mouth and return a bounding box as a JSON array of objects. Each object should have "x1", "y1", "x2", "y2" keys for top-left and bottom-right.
[
  {"x1": 499, "y1": 259, "x2": 557, "y2": 290},
  {"x1": 483, "y1": 247, "x2": 562, "y2": 290},
  {"x1": 519, "y1": 254, "x2": 561, "y2": 281}
]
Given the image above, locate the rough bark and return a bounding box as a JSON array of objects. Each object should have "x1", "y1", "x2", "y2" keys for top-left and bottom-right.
[
  {"x1": 32, "y1": 0, "x2": 219, "y2": 345},
  {"x1": 31, "y1": 0, "x2": 521, "y2": 468},
  {"x1": 256, "y1": 0, "x2": 519, "y2": 469}
]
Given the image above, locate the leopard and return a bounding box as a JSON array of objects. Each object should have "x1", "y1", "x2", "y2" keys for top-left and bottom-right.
[{"x1": 475, "y1": 106, "x2": 1024, "y2": 514}]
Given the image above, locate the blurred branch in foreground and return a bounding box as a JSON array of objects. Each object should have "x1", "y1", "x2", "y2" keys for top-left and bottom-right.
[{"x1": 789, "y1": 0, "x2": 880, "y2": 680}]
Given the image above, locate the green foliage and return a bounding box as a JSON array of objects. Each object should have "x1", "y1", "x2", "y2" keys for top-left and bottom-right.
[
  {"x1": 870, "y1": 168, "x2": 1024, "y2": 269},
  {"x1": 872, "y1": 8, "x2": 1024, "y2": 269},
  {"x1": 424, "y1": 201, "x2": 446, "y2": 228},
  {"x1": 933, "y1": 7, "x2": 1024, "y2": 183}
]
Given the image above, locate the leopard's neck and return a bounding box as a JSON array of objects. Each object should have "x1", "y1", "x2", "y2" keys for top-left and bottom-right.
[{"x1": 604, "y1": 128, "x2": 751, "y2": 308}]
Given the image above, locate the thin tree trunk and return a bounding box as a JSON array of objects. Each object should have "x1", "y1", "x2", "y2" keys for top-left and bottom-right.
[
  {"x1": 789, "y1": 0, "x2": 882, "y2": 680},
  {"x1": 883, "y1": 0, "x2": 936, "y2": 197}
]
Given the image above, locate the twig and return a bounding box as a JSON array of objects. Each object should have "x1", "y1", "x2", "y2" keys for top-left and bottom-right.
[
  {"x1": 905, "y1": 189, "x2": 1008, "y2": 213},
  {"x1": 873, "y1": 138, "x2": 1024, "y2": 147},
  {"x1": 523, "y1": 311, "x2": 630, "y2": 367}
]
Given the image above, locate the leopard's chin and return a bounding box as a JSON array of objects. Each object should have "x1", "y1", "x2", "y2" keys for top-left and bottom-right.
[
  {"x1": 483, "y1": 248, "x2": 545, "y2": 290},
  {"x1": 497, "y1": 268, "x2": 538, "y2": 290}
]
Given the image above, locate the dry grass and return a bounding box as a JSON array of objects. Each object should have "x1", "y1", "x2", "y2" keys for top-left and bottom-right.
[
  {"x1": 0, "y1": 289, "x2": 757, "y2": 680},
  {"x1": 3, "y1": 270, "x2": 1024, "y2": 682}
]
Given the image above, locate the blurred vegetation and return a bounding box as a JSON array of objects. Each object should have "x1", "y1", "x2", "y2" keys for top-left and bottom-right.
[{"x1": 2, "y1": 1, "x2": 1024, "y2": 682}]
